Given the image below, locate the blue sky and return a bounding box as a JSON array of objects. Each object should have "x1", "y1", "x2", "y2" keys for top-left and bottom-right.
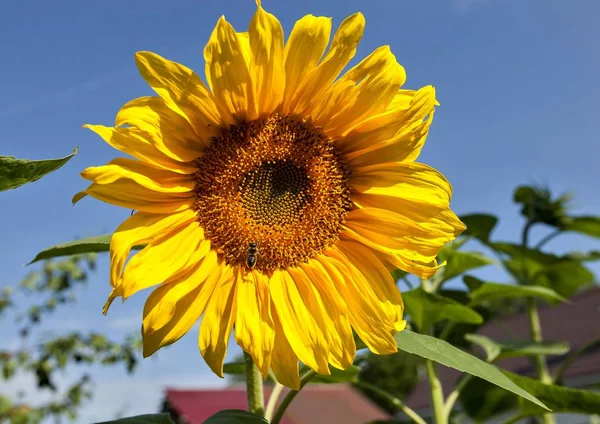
[{"x1": 1, "y1": 0, "x2": 599, "y2": 421}]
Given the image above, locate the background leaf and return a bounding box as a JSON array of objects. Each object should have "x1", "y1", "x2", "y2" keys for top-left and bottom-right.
[
  {"x1": 203, "y1": 410, "x2": 268, "y2": 424},
  {"x1": 394, "y1": 331, "x2": 548, "y2": 411},
  {"x1": 460, "y1": 214, "x2": 498, "y2": 242},
  {"x1": 465, "y1": 334, "x2": 570, "y2": 361},
  {"x1": 97, "y1": 413, "x2": 174, "y2": 424},
  {"x1": 505, "y1": 371, "x2": 600, "y2": 416},
  {"x1": 0, "y1": 148, "x2": 77, "y2": 192},
  {"x1": 403, "y1": 288, "x2": 483, "y2": 332},
  {"x1": 560, "y1": 216, "x2": 600, "y2": 238},
  {"x1": 222, "y1": 362, "x2": 245, "y2": 375},
  {"x1": 441, "y1": 251, "x2": 494, "y2": 282},
  {"x1": 468, "y1": 281, "x2": 567, "y2": 305},
  {"x1": 310, "y1": 365, "x2": 360, "y2": 383},
  {"x1": 30, "y1": 235, "x2": 112, "y2": 264}
]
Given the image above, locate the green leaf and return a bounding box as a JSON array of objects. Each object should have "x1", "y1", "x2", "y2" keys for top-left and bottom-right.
[
  {"x1": 403, "y1": 288, "x2": 483, "y2": 331},
  {"x1": 222, "y1": 362, "x2": 245, "y2": 375},
  {"x1": 504, "y1": 371, "x2": 600, "y2": 416},
  {"x1": 564, "y1": 250, "x2": 600, "y2": 262},
  {"x1": 29, "y1": 235, "x2": 112, "y2": 264},
  {"x1": 460, "y1": 214, "x2": 498, "y2": 242},
  {"x1": 0, "y1": 148, "x2": 77, "y2": 192},
  {"x1": 310, "y1": 365, "x2": 360, "y2": 383},
  {"x1": 468, "y1": 281, "x2": 567, "y2": 305},
  {"x1": 532, "y1": 260, "x2": 595, "y2": 298},
  {"x1": 203, "y1": 410, "x2": 268, "y2": 424},
  {"x1": 459, "y1": 377, "x2": 517, "y2": 421},
  {"x1": 465, "y1": 334, "x2": 569, "y2": 362},
  {"x1": 441, "y1": 251, "x2": 494, "y2": 282},
  {"x1": 561, "y1": 216, "x2": 600, "y2": 238},
  {"x1": 96, "y1": 413, "x2": 174, "y2": 424},
  {"x1": 394, "y1": 331, "x2": 548, "y2": 411}
]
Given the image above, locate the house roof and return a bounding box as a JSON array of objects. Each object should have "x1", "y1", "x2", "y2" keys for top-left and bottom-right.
[
  {"x1": 405, "y1": 285, "x2": 600, "y2": 411},
  {"x1": 165, "y1": 384, "x2": 390, "y2": 424}
]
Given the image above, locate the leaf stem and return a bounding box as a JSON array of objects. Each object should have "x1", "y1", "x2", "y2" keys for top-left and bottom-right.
[
  {"x1": 264, "y1": 382, "x2": 284, "y2": 422},
  {"x1": 535, "y1": 230, "x2": 560, "y2": 250},
  {"x1": 243, "y1": 351, "x2": 265, "y2": 417},
  {"x1": 425, "y1": 359, "x2": 446, "y2": 424},
  {"x1": 443, "y1": 373, "x2": 472, "y2": 420},
  {"x1": 354, "y1": 380, "x2": 427, "y2": 424},
  {"x1": 270, "y1": 369, "x2": 316, "y2": 424}
]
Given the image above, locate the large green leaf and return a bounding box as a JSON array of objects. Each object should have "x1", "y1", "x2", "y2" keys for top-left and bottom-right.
[
  {"x1": 403, "y1": 288, "x2": 482, "y2": 331},
  {"x1": 561, "y1": 216, "x2": 600, "y2": 238},
  {"x1": 29, "y1": 234, "x2": 112, "y2": 264},
  {"x1": 468, "y1": 281, "x2": 567, "y2": 305},
  {"x1": 394, "y1": 331, "x2": 548, "y2": 411},
  {"x1": 505, "y1": 371, "x2": 600, "y2": 416},
  {"x1": 97, "y1": 413, "x2": 174, "y2": 424},
  {"x1": 465, "y1": 334, "x2": 569, "y2": 362},
  {"x1": 203, "y1": 410, "x2": 268, "y2": 424},
  {"x1": 460, "y1": 214, "x2": 498, "y2": 242},
  {"x1": 0, "y1": 148, "x2": 77, "y2": 192}
]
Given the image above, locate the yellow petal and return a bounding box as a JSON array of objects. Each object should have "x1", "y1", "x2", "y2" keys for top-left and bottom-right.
[
  {"x1": 314, "y1": 46, "x2": 406, "y2": 136},
  {"x1": 205, "y1": 17, "x2": 258, "y2": 121},
  {"x1": 73, "y1": 181, "x2": 194, "y2": 213},
  {"x1": 115, "y1": 96, "x2": 205, "y2": 162},
  {"x1": 339, "y1": 85, "x2": 437, "y2": 158},
  {"x1": 348, "y1": 161, "x2": 453, "y2": 208},
  {"x1": 135, "y1": 51, "x2": 227, "y2": 138},
  {"x1": 288, "y1": 12, "x2": 365, "y2": 118},
  {"x1": 109, "y1": 209, "x2": 198, "y2": 292},
  {"x1": 248, "y1": 3, "x2": 285, "y2": 116},
  {"x1": 299, "y1": 260, "x2": 355, "y2": 369},
  {"x1": 142, "y1": 251, "x2": 221, "y2": 357},
  {"x1": 199, "y1": 264, "x2": 237, "y2": 377},
  {"x1": 81, "y1": 158, "x2": 196, "y2": 193},
  {"x1": 336, "y1": 240, "x2": 404, "y2": 328},
  {"x1": 282, "y1": 14, "x2": 332, "y2": 115},
  {"x1": 318, "y1": 253, "x2": 397, "y2": 354},
  {"x1": 235, "y1": 270, "x2": 275, "y2": 378},
  {"x1": 270, "y1": 311, "x2": 300, "y2": 390},
  {"x1": 84, "y1": 125, "x2": 198, "y2": 174},
  {"x1": 269, "y1": 269, "x2": 330, "y2": 375},
  {"x1": 121, "y1": 222, "x2": 206, "y2": 298}
]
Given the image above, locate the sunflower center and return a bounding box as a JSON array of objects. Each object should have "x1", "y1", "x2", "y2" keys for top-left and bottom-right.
[
  {"x1": 193, "y1": 114, "x2": 351, "y2": 273},
  {"x1": 238, "y1": 160, "x2": 310, "y2": 227}
]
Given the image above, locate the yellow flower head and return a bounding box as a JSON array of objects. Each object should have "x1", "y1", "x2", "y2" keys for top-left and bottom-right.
[{"x1": 75, "y1": 1, "x2": 465, "y2": 389}]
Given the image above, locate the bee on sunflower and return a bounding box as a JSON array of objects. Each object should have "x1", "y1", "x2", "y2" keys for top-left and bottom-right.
[{"x1": 74, "y1": 0, "x2": 464, "y2": 389}]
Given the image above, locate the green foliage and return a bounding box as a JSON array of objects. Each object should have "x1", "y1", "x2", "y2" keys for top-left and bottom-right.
[
  {"x1": 458, "y1": 377, "x2": 517, "y2": 421},
  {"x1": 561, "y1": 216, "x2": 600, "y2": 238},
  {"x1": 97, "y1": 413, "x2": 174, "y2": 424},
  {"x1": 438, "y1": 250, "x2": 494, "y2": 283},
  {"x1": 0, "y1": 148, "x2": 77, "y2": 192},
  {"x1": 467, "y1": 278, "x2": 567, "y2": 305},
  {"x1": 505, "y1": 371, "x2": 600, "y2": 416},
  {"x1": 403, "y1": 288, "x2": 482, "y2": 332},
  {"x1": 0, "y1": 256, "x2": 141, "y2": 423},
  {"x1": 310, "y1": 365, "x2": 360, "y2": 383},
  {"x1": 513, "y1": 185, "x2": 572, "y2": 227},
  {"x1": 203, "y1": 410, "x2": 268, "y2": 424},
  {"x1": 30, "y1": 234, "x2": 112, "y2": 264},
  {"x1": 465, "y1": 334, "x2": 570, "y2": 362},
  {"x1": 394, "y1": 331, "x2": 548, "y2": 410},
  {"x1": 459, "y1": 214, "x2": 498, "y2": 242},
  {"x1": 354, "y1": 351, "x2": 421, "y2": 414}
]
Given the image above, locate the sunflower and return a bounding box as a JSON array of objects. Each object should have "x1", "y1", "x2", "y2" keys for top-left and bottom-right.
[{"x1": 75, "y1": 1, "x2": 464, "y2": 389}]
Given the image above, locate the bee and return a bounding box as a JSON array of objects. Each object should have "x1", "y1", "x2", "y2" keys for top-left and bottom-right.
[{"x1": 246, "y1": 241, "x2": 261, "y2": 269}]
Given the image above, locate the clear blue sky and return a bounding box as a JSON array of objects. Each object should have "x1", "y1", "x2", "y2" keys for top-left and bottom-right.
[{"x1": 1, "y1": 0, "x2": 599, "y2": 421}]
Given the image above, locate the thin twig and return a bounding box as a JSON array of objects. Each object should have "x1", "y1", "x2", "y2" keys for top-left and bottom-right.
[
  {"x1": 355, "y1": 380, "x2": 426, "y2": 424},
  {"x1": 270, "y1": 370, "x2": 316, "y2": 424},
  {"x1": 264, "y1": 382, "x2": 285, "y2": 422}
]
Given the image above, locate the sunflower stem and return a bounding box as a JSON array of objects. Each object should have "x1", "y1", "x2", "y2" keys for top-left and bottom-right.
[
  {"x1": 426, "y1": 359, "x2": 447, "y2": 424},
  {"x1": 243, "y1": 351, "x2": 265, "y2": 417},
  {"x1": 270, "y1": 369, "x2": 316, "y2": 424}
]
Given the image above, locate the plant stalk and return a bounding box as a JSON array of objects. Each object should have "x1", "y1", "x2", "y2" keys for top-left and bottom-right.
[
  {"x1": 425, "y1": 359, "x2": 446, "y2": 424},
  {"x1": 243, "y1": 351, "x2": 265, "y2": 417},
  {"x1": 355, "y1": 380, "x2": 427, "y2": 424},
  {"x1": 270, "y1": 370, "x2": 316, "y2": 424},
  {"x1": 264, "y1": 382, "x2": 284, "y2": 422}
]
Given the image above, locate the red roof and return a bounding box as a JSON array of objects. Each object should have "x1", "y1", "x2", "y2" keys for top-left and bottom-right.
[
  {"x1": 405, "y1": 286, "x2": 600, "y2": 410},
  {"x1": 165, "y1": 385, "x2": 390, "y2": 424}
]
